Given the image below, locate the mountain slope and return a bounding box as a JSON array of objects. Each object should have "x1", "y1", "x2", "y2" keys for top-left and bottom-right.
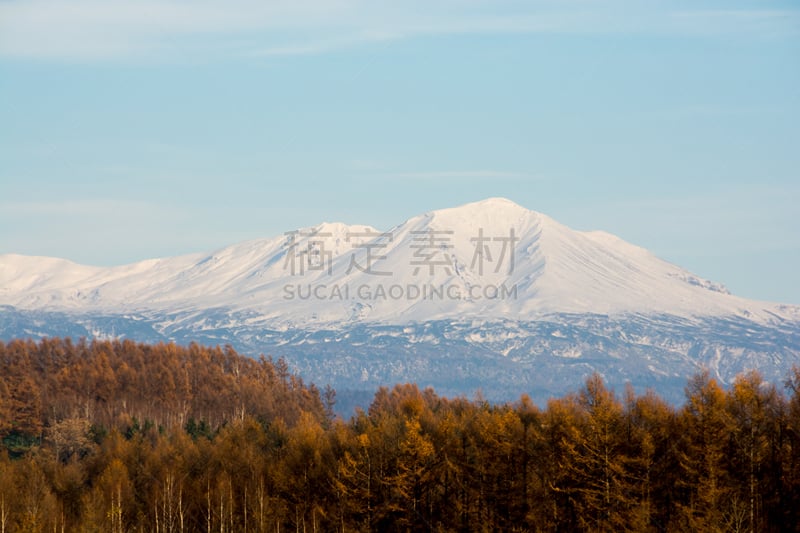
[
  {"x1": 1, "y1": 198, "x2": 798, "y2": 404},
  {"x1": 0, "y1": 198, "x2": 793, "y2": 323}
]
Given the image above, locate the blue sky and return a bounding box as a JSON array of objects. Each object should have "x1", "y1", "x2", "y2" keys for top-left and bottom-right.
[{"x1": 1, "y1": 0, "x2": 798, "y2": 303}]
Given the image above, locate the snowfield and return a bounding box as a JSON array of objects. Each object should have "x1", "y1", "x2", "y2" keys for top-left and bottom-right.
[
  {"x1": 2, "y1": 198, "x2": 798, "y2": 404},
  {"x1": 0, "y1": 198, "x2": 792, "y2": 324}
]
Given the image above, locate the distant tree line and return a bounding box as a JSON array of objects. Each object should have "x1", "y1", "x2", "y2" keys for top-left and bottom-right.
[{"x1": 1, "y1": 337, "x2": 800, "y2": 532}]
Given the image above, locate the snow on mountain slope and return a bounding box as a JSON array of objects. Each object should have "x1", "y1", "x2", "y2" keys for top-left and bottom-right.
[{"x1": 0, "y1": 198, "x2": 795, "y2": 326}]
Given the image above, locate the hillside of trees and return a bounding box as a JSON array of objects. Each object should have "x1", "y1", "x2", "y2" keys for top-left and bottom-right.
[{"x1": 2, "y1": 338, "x2": 800, "y2": 532}]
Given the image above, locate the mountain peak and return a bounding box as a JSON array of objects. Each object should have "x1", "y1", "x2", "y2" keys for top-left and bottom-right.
[
  {"x1": 468, "y1": 197, "x2": 525, "y2": 208},
  {"x1": 420, "y1": 197, "x2": 539, "y2": 233},
  {"x1": 1, "y1": 198, "x2": 794, "y2": 324},
  {"x1": 444, "y1": 197, "x2": 530, "y2": 215},
  {"x1": 2, "y1": 198, "x2": 797, "y2": 409}
]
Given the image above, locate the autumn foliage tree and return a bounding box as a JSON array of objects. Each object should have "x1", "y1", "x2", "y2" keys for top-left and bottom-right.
[{"x1": 1, "y1": 337, "x2": 800, "y2": 531}]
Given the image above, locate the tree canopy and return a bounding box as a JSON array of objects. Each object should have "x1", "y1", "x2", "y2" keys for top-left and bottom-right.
[{"x1": 1, "y1": 337, "x2": 799, "y2": 532}]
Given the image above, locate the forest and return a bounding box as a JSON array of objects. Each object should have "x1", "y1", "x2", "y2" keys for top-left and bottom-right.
[{"x1": 1, "y1": 337, "x2": 800, "y2": 532}]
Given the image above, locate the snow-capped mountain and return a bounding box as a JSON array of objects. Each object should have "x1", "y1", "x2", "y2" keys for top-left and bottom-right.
[{"x1": 2, "y1": 198, "x2": 799, "y2": 405}]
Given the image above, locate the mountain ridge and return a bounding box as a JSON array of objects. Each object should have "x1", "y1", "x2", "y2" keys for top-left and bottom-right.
[
  {"x1": 0, "y1": 197, "x2": 794, "y2": 324},
  {"x1": 2, "y1": 197, "x2": 799, "y2": 404}
]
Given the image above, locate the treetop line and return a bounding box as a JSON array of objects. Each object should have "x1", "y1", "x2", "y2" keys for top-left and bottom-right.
[{"x1": 1, "y1": 337, "x2": 800, "y2": 531}]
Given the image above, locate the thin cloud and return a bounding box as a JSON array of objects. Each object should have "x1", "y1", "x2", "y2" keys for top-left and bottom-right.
[
  {"x1": 1, "y1": 1, "x2": 797, "y2": 61},
  {"x1": 669, "y1": 9, "x2": 800, "y2": 36},
  {"x1": 0, "y1": 0, "x2": 352, "y2": 59},
  {"x1": 384, "y1": 170, "x2": 536, "y2": 181},
  {"x1": 0, "y1": 199, "x2": 183, "y2": 217},
  {"x1": 251, "y1": 31, "x2": 399, "y2": 57}
]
